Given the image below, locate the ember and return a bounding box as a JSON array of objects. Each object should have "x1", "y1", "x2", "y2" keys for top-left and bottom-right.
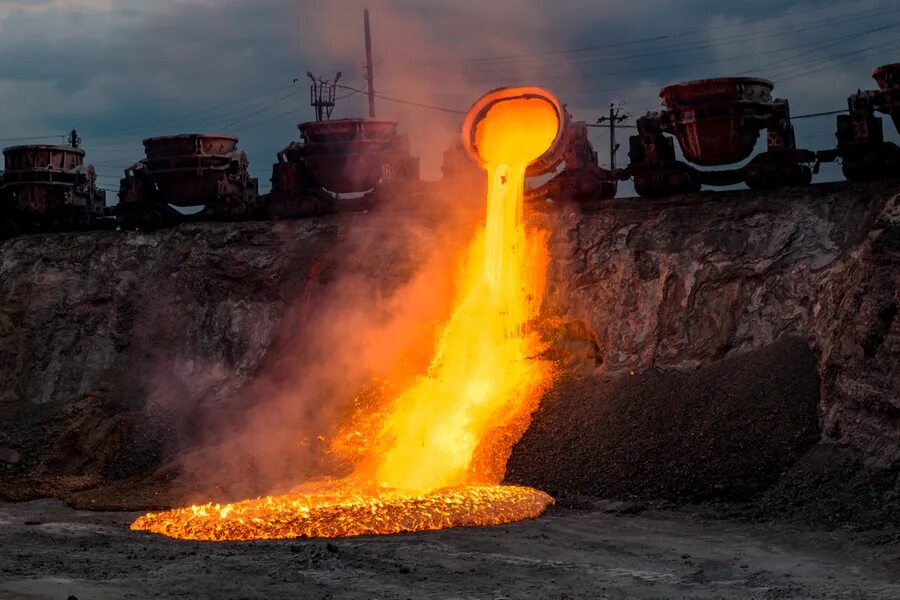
[{"x1": 132, "y1": 88, "x2": 562, "y2": 541}]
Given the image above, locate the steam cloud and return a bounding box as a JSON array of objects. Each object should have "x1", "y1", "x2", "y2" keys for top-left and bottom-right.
[{"x1": 164, "y1": 0, "x2": 586, "y2": 500}]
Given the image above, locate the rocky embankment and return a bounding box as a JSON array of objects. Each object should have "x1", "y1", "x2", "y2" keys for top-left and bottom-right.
[
  {"x1": 0, "y1": 181, "x2": 897, "y2": 522},
  {"x1": 509, "y1": 180, "x2": 900, "y2": 529},
  {"x1": 539, "y1": 181, "x2": 899, "y2": 463}
]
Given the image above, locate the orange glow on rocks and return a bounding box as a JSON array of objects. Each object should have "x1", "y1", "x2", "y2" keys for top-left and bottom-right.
[{"x1": 131, "y1": 88, "x2": 561, "y2": 541}]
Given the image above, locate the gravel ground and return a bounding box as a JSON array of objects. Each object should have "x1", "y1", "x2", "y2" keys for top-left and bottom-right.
[{"x1": 1, "y1": 499, "x2": 898, "y2": 600}]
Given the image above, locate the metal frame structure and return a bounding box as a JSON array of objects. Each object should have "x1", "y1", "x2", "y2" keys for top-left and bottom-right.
[
  {"x1": 816, "y1": 63, "x2": 900, "y2": 181},
  {"x1": 115, "y1": 134, "x2": 261, "y2": 230},
  {"x1": 268, "y1": 118, "x2": 420, "y2": 218},
  {"x1": 0, "y1": 139, "x2": 108, "y2": 237},
  {"x1": 627, "y1": 77, "x2": 814, "y2": 197}
]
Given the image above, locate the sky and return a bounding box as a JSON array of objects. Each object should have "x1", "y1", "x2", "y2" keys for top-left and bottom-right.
[{"x1": 0, "y1": 0, "x2": 896, "y2": 196}]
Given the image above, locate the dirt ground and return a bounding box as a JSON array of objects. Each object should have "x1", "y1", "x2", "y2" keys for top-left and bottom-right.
[{"x1": 1, "y1": 499, "x2": 898, "y2": 600}]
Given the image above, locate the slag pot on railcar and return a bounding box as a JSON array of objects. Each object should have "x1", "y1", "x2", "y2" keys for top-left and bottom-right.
[
  {"x1": 1, "y1": 145, "x2": 105, "y2": 223},
  {"x1": 872, "y1": 63, "x2": 900, "y2": 133},
  {"x1": 276, "y1": 118, "x2": 416, "y2": 194},
  {"x1": 137, "y1": 134, "x2": 250, "y2": 207},
  {"x1": 460, "y1": 86, "x2": 570, "y2": 177},
  {"x1": 659, "y1": 77, "x2": 775, "y2": 166}
]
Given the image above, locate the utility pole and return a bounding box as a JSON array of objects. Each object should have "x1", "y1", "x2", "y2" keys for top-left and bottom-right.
[
  {"x1": 307, "y1": 71, "x2": 342, "y2": 122},
  {"x1": 364, "y1": 8, "x2": 376, "y2": 118},
  {"x1": 597, "y1": 103, "x2": 628, "y2": 172}
]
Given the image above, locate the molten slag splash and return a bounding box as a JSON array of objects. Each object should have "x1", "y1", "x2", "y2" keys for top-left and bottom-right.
[{"x1": 132, "y1": 88, "x2": 561, "y2": 541}]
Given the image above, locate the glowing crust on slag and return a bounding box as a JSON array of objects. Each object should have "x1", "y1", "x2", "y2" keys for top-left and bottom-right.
[{"x1": 130, "y1": 485, "x2": 553, "y2": 541}]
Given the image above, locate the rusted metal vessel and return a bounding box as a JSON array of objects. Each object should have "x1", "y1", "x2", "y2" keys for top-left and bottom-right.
[
  {"x1": 627, "y1": 77, "x2": 814, "y2": 197},
  {"x1": 287, "y1": 119, "x2": 406, "y2": 193},
  {"x1": 872, "y1": 62, "x2": 900, "y2": 132},
  {"x1": 1, "y1": 142, "x2": 108, "y2": 237},
  {"x1": 267, "y1": 118, "x2": 420, "y2": 218},
  {"x1": 660, "y1": 78, "x2": 774, "y2": 166},
  {"x1": 817, "y1": 63, "x2": 900, "y2": 182},
  {"x1": 461, "y1": 86, "x2": 570, "y2": 177},
  {"x1": 459, "y1": 87, "x2": 618, "y2": 204},
  {"x1": 116, "y1": 133, "x2": 260, "y2": 229}
]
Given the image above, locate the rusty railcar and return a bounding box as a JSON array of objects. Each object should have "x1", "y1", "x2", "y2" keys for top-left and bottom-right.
[
  {"x1": 267, "y1": 118, "x2": 421, "y2": 218},
  {"x1": 627, "y1": 77, "x2": 815, "y2": 197},
  {"x1": 0, "y1": 143, "x2": 108, "y2": 238},
  {"x1": 873, "y1": 62, "x2": 900, "y2": 131},
  {"x1": 116, "y1": 134, "x2": 261, "y2": 230},
  {"x1": 817, "y1": 63, "x2": 900, "y2": 181}
]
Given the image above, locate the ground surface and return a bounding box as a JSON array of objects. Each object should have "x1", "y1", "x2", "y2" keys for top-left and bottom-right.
[{"x1": 1, "y1": 499, "x2": 898, "y2": 600}]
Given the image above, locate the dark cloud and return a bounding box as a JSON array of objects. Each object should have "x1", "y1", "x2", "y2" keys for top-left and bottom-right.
[{"x1": 0, "y1": 0, "x2": 895, "y2": 190}]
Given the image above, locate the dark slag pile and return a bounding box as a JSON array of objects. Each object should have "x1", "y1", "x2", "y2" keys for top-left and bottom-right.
[{"x1": 506, "y1": 337, "x2": 821, "y2": 502}]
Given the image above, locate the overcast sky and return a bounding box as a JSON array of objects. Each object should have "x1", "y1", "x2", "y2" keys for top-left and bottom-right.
[{"x1": 0, "y1": 0, "x2": 896, "y2": 193}]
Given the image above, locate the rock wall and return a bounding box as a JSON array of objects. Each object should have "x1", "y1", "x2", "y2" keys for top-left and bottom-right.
[
  {"x1": 0, "y1": 212, "x2": 450, "y2": 494},
  {"x1": 540, "y1": 181, "x2": 899, "y2": 466},
  {"x1": 0, "y1": 180, "x2": 897, "y2": 502},
  {"x1": 0, "y1": 222, "x2": 332, "y2": 411}
]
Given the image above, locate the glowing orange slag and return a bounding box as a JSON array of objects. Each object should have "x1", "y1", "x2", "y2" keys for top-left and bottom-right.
[{"x1": 132, "y1": 88, "x2": 561, "y2": 541}]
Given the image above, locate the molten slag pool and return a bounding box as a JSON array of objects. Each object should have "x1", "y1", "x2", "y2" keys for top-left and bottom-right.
[{"x1": 132, "y1": 87, "x2": 563, "y2": 541}]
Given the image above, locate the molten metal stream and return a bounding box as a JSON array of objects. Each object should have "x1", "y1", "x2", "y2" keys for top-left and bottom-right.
[{"x1": 132, "y1": 90, "x2": 560, "y2": 541}]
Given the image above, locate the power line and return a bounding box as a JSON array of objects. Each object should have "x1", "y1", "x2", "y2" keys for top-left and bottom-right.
[
  {"x1": 403, "y1": 0, "x2": 869, "y2": 66},
  {"x1": 0, "y1": 135, "x2": 67, "y2": 143},
  {"x1": 770, "y1": 45, "x2": 892, "y2": 85},
  {"x1": 90, "y1": 48, "x2": 875, "y2": 145},
  {"x1": 77, "y1": 84, "x2": 315, "y2": 153},
  {"x1": 408, "y1": 3, "x2": 897, "y2": 82},
  {"x1": 3, "y1": 3, "x2": 887, "y2": 159},
  {"x1": 222, "y1": 100, "x2": 303, "y2": 131},
  {"x1": 758, "y1": 38, "x2": 896, "y2": 86},
  {"x1": 730, "y1": 25, "x2": 895, "y2": 77},
  {"x1": 230, "y1": 82, "x2": 370, "y2": 131},
  {"x1": 574, "y1": 3, "x2": 891, "y2": 66},
  {"x1": 589, "y1": 33, "x2": 896, "y2": 114},
  {"x1": 527, "y1": 19, "x2": 897, "y2": 87},
  {"x1": 377, "y1": 3, "x2": 893, "y2": 120},
  {"x1": 335, "y1": 89, "x2": 361, "y2": 101},
  {"x1": 217, "y1": 88, "x2": 300, "y2": 130},
  {"x1": 87, "y1": 82, "x2": 301, "y2": 140},
  {"x1": 335, "y1": 84, "x2": 465, "y2": 115}
]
